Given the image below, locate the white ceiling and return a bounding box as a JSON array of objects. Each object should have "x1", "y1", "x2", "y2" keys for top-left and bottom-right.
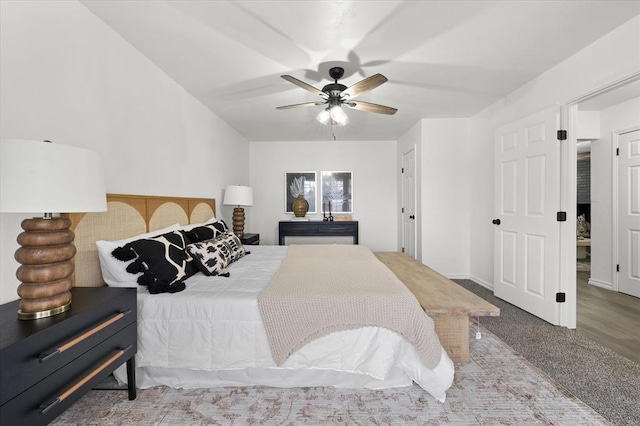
[{"x1": 81, "y1": 1, "x2": 639, "y2": 142}]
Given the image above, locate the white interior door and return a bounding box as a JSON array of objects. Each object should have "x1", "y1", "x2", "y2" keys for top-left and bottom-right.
[
  {"x1": 494, "y1": 107, "x2": 561, "y2": 324},
  {"x1": 402, "y1": 148, "x2": 416, "y2": 258},
  {"x1": 618, "y1": 128, "x2": 640, "y2": 298}
]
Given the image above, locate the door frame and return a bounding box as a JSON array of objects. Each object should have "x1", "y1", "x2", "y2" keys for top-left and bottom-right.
[{"x1": 559, "y1": 71, "x2": 640, "y2": 328}]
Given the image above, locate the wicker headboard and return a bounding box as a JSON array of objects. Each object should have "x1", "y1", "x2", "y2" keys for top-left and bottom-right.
[{"x1": 66, "y1": 194, "x2": 216, "y2": 287}]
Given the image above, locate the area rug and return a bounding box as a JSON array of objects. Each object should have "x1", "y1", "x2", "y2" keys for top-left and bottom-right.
[{"x1": 50, "y1": 327, "x2": 608, "y2": 425}]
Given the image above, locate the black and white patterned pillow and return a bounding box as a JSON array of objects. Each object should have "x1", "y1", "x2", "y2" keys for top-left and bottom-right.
[
  {"x1": 112, "y1": 230, "x2": 195, "y2": 293},
  {"x1": 182, "y1": 220, "x2": 229, "y2": 243},
  {"x1": 185, "y1": 232, "x2": 246, "y2": 276}
]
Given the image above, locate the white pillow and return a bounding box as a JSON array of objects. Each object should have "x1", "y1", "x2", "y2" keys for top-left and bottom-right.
[
  {"x1": 178, "y1": 217, "x2": 218, "y2": 232},
  {"x1": 96, "y1": 224, "x2": 180, "y2": 287}
]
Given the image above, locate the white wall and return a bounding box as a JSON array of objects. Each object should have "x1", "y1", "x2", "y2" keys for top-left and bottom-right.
[
  {"x1": 468, "y1": 15, "x2": 640, "y2": 288},
  {"x1": 590, "y1": 97, "x2": 640, "y2": 289},
  {"x1": 397, "y1": 118, "x2": 471, "y2": 278},
  {"x1": 420, "y1": 119, "x2": 471, "y2": 278},
  {"x1": 249, "y1": 140, "x2": 397, "y2": 251},
  {"x1": 0, "y1": 1, "x2": 249, "y2": 303}
]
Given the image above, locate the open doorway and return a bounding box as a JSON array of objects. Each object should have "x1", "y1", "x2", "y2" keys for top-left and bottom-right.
[
  {"x1": 575, "y1": 139, "x2": 591, "y2": 275},
  {"x1": 570, "y1": 77, "x2": 640, "y2": 362}
]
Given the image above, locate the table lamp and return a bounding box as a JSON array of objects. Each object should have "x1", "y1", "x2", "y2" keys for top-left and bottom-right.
[
  {"x1": 0, "y1": 139, "x2": 107, "y2": 319},
  {"x1": 223, "y1": 185, "x2": 253, "y2": 238}
]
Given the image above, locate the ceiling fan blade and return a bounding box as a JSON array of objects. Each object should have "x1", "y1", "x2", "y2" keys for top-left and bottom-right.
[
  {"x1": 281, "y1": 75, "x2": 326, "y2": 97},
  {"x1": 341, "y1": 73, "x2": 388, "y2": 99},
  {"x1": 276, "y1": 102, "x2": 322, "y2": 110},
  {"x1": 347, "y1": 101, "x2": 397, "y2": 115}
]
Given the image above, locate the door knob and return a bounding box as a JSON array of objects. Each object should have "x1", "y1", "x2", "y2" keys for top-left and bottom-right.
[{"x1": 492, "y1": 218, "x2": 501, "y2": 225}]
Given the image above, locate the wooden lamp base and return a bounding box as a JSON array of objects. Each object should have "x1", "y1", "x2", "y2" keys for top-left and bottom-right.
[
  {"x1": 232, "y1": 207, "x2": 245, "y2": 238},
  {"x1": 14, "y1": 217, "x2": 76, "y2": 320}
]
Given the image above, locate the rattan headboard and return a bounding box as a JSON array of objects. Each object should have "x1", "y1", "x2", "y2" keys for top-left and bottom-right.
[{"x1": 66, "y1": 194, "x2": 216, "y2": 287}]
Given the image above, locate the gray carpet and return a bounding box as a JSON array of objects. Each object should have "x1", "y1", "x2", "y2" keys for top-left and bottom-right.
[{"x1": 454, "y1": 279, "x2": 640, "y2": 426}]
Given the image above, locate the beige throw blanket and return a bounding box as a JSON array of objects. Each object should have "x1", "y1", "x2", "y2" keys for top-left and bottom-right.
[{"x1": 258, "y1": 245, "x2": 443, "y2": 369}]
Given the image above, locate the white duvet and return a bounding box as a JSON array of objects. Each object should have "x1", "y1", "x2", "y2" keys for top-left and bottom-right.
[{"x1": 114, "y1": 245, "x2": 454, "y2": 401}]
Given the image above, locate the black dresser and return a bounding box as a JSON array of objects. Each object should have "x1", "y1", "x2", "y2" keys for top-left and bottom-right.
[
  {"x1": 279, "y1": 221, "x2": 359, "y2": 245},
  {"x1": 0, "y1": 287, "x2": 137, "y2": 425}
]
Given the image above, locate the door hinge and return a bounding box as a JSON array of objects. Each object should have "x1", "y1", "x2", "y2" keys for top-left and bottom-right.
[
  {"x1": 402, "y1": 207, "x2": 405, "y2": 213},
  {"x1": 617, "y1": 264, "x2": 620, "y2": 272},
  {"x1": 401, "y1": 167, "x2": 404, "y2": 173},
  {"x1": 401, "y1": 247, "x2": 405, "y2": 253},
  {"x1": 616, "y1": 148, "x2": 619, "y2": 156},
  {"x1": 556, "y1": 292, "x2": 566, "y2": 303},
  {"x1": 557, "y1": 130, "x2": 567, "y2": 141},
  {"x1": 557, "y1": 211, "x2": 567, "y2": 222}
]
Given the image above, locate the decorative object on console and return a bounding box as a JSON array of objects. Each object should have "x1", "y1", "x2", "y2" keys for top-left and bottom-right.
[
  {"x1": 0, "y1": 139, "x2": 106, "y2": 320},
  {"x1": 223, "y1": 185, "x2": 253, "y2": 238},
  {"x1": 322, "y1": 199, "x2": 333, "y2": 222},
  {"x1": 321, "y1": 171, "x2": 353, "y2": 214},
  {"x1": 285, "y1": 172, "x2": 316, "y2": 215},
  {"x1": 292, "y1": 194, "x2": 309, "y2": 218}
]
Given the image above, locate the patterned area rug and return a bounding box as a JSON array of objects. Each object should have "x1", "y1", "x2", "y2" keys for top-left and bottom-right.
[{"x1": 51, "y1": 328, "x2": 608, "y2": 425}]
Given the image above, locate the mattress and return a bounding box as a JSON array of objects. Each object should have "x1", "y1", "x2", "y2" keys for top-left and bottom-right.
[{"x1": 114, "y1": 245, "x2": 454, "y2": 401}]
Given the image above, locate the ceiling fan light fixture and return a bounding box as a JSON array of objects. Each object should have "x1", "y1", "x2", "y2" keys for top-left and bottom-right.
[
  {"x1": 279, "y1": 66, "x2": 395, "y2": 128},
  {"x1": 316, "y1": 108, "x2": 331, "y2": 125},
  {"x1": 329, "y1": 105, "x2": 348, "y2": 126}
]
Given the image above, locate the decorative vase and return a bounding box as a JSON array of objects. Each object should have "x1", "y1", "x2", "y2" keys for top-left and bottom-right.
[{"x1": 292, "y1": 194, "x2": 309, "y2": 217}]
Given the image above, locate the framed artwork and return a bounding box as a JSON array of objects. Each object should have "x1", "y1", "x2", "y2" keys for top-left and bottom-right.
[
  {"x1": 285, "y1": 172, "x2": 317, "y2": 214},
  {"x1": 321, "y1": 171, "x2": 353, "y2": 214}
]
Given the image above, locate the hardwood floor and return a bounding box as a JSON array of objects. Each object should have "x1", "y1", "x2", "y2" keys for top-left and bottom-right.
[{"x1": 576, "y1": 270, "x2": 640, "y2": 364}]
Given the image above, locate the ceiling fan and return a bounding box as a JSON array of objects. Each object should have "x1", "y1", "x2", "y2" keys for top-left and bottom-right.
[{"x1": 277, "y1": 66, "x2": 397, "y2": 126}]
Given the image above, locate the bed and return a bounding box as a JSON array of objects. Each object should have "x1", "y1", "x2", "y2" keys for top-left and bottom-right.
[{"x1": 68, "y1": 194, "x2": 454, "y2": 402}]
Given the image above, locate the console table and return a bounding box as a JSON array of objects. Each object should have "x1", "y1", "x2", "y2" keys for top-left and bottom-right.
[{"x1": 279, "y1": 221, "x2": 359, "y2": 245}]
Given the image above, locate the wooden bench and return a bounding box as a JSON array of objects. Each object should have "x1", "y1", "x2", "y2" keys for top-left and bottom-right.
[{"x1": 375, "y1": 252, "x2": 500, "y2": 363}]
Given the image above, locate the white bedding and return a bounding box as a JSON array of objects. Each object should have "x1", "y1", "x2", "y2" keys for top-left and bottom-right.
[{"x1": 114, "y1": 245, "x2": 454, "y2": 401}]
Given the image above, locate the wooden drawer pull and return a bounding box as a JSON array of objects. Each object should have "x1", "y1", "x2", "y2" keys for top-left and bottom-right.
[
  {"x1": 39, "y1": 310, "x2": 132, "y2": 363},
  {"x1": 40, "y1": 345, "x2": 132, "y2": 415}
]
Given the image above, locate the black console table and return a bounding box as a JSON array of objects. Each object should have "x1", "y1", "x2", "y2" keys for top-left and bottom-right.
[{"x1": 279, "y1": 221, "x2": 358, "y2": 245}]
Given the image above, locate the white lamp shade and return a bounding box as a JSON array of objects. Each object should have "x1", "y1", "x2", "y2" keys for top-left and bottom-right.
[
  {"x1": 0, "y1": 139, "x2": 107, "y2": 213},
  {"x1": 223, "y1": 185, "x2": 253, "y2": 206}
]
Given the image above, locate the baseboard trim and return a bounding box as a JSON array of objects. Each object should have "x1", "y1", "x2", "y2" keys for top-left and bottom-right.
[
  {"x1": 443, "y1": 274, "x2": 495, "y2": 291},
  {"x1": 588, "y1": 278, "x2": 613, "y2": 290},
  {"x1": 469, "y1": 275, "x2": 494, "y2": 291}
]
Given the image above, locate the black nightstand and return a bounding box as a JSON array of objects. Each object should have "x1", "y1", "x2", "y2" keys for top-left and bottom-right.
[
  {"x1": 0, "y1": 287, "x2": 137, "y2": 425},
  {"x1": 240, "y1": 233, "x2": 260, "y2": 245}
]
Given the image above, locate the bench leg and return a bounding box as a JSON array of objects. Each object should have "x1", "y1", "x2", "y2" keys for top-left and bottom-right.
[{"x1": 431, "y1": 315, "x2": 469, "y2": 363}]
